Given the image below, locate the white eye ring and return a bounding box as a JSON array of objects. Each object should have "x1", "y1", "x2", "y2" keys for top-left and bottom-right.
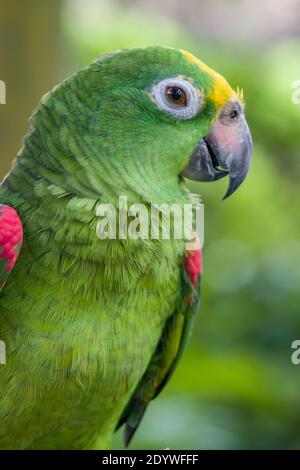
[{"x1": 150, "y1": 77, "x2": 203, "y2": 120}]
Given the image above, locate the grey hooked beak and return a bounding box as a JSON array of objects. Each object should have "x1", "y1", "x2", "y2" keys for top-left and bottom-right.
[{"x1": 182, "y1": 100, "x2": 253, "y2": 199}]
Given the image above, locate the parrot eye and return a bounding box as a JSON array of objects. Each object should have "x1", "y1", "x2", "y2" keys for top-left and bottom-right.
[{"x1": 150, "y1": 78, "x2": 203, "y2": 120}]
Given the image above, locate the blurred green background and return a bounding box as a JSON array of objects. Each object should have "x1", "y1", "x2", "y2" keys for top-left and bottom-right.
[{"x1": 1, "y1": 0, "x2": 300, "y2": 450}]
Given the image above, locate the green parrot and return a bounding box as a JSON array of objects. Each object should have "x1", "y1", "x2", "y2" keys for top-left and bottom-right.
[{"x1": 0, "y1": 46, "x2": 252, "y2": 449}]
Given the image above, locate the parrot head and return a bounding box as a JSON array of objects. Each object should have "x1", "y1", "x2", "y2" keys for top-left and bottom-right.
[{"x1": 34, "y1": 46, "x2": 252, "y2": 202}]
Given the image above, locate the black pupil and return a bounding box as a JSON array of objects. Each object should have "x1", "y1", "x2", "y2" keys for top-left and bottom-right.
[{"x1": 169, "y1": 87, "x2": 184, "y2": 101}]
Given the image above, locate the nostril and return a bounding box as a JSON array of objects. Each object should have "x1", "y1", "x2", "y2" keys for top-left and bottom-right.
[{"x1": 219, "y1": 101, "x2": 242, "y2": 125}]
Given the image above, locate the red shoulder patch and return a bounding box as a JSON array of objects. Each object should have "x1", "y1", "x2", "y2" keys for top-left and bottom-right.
[{"x1": 0, "y1": 204, "x2": 23, "y2": 272}]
